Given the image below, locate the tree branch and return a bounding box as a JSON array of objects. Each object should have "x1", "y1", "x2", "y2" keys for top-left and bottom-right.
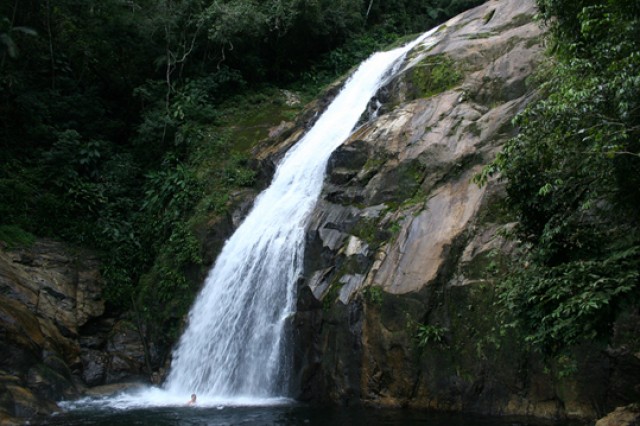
[
  {"x1": 365, "y1": 0, "x2": 374, "y2": 24},
  {"x1": 46, "y1": 0, "x2": 55, "y2": 89}
]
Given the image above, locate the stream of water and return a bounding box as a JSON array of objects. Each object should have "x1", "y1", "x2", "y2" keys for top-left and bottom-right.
[{"x1": 162, "y1": 25, "x2": 441, "y2": 402}]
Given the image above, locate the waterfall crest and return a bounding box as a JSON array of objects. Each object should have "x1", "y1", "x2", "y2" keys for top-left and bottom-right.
[{"x1": 163, "y1": 27, "x2": 441, "y2": 400}]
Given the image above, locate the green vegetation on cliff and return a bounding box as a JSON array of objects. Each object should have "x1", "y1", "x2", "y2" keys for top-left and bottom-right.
[{"x1": 477, "y1": 0, "x2": 640, "y2": 355}]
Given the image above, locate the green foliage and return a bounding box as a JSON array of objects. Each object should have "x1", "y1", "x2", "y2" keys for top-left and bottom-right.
[
  {"x1": 412, "y1": 54, "x2": 462, "y2": 98},
  {"x1": 363, "y1": 286, "x2": 384, "y2": 305},
  {"x1": 351, "y1": 217, "x2": 389, "y2": 249},
  {"x1": 476, "y1": 0, "x2": 640, "y2": 355},
  {"x1": 202, "y1": 1, "x2": 267, "y2": 48},
  {"x1": 322, "y1": 281, "x2": 345, "y2": 312},
  {"x1": 0, "y1": 225, "x2": 35, "y2": 249},
  {"x1": 101, "y1": 261, "x2": 136, "y2": 310},
  {"x1": 496, "y1": 247, "x2": 639, "y2": 353},
  {"x1": 415, "y1": 323, "x2": 447, "y2": 347},
  {"x1": 136, "y1": 221, "x2": 203, "y2": 341},
  {"x1": 366, "y1": 0, "x2": 483, "y2": 35},
  {"x1": 389, "y1": 221, "x2": 402, "y2": 235},
  {"x1": 142, "y1": 163, "x2": 202, "y2": 232}
]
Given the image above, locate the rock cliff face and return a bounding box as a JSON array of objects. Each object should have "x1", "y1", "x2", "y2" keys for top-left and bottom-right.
[
  {"x1": 0, "y1": 240, "x2": 101, "y2": 420},
  {"x1": 0, "y1": 241, "x2": 149, "y2": 422},
  {"x1": 293, "y1": 0, "x2": 640, "y2": 420}
]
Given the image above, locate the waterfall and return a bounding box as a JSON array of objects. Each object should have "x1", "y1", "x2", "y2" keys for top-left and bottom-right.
[{"x1": 163, "y1": 27, "x2": 442, "y2": 401}]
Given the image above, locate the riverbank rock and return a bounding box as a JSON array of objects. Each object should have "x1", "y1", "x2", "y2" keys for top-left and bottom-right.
[
  {"x1": 294, "y1": 0, "x2": 640, "y2": 421},
  {"x1": 0, "y1": 240, "x2": 152, "y2": 423},
  {"x1": 0, "y1": 240, "x2": 103, "y2": 420},
  {"x1": 596, "y1": 405, "x2": 640, "y2": 426}
]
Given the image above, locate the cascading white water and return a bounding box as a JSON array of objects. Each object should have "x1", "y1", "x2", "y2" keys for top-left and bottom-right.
[
  {"x1": 60, "y1": 27, "x2": 443, "y2": 413},
  {"x1": 163, "y1": 27, "x2": 443, "y2": 402},
  {"x1": 58, "y1": 27, "x2": 446, "y2": 413}
]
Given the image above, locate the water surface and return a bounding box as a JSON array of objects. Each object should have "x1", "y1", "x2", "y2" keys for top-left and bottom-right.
[{"x1": 42, "y1": 404, "x2": 588, "y2": 426}]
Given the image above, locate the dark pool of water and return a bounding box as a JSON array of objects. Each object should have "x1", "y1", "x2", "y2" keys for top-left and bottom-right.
[{"x1": 37, "y1": 405, "x2": 590, "y2": 426}]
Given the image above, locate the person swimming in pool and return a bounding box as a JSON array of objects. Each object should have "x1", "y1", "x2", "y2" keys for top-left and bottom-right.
[{"x1": 187, "y1": 393, "x2": 196, "y2": 406}]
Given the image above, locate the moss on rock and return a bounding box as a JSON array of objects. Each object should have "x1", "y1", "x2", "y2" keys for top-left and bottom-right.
[{"x1": 409, "y1": 54, "x2": 462, "y2": 99}]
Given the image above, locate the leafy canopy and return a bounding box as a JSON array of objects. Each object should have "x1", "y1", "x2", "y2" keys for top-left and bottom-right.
[{"x1": 476, "y1": 0, "x2": 640, "y2": 354}]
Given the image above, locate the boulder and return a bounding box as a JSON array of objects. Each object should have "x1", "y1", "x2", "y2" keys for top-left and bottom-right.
[{"x1": 596, "y1": 405, "x2": 640, "y2": 426}]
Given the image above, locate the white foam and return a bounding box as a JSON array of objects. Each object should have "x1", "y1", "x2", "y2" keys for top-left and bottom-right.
[{"x1": 59, "y1": 386, "x2": 294, "y2": 410}]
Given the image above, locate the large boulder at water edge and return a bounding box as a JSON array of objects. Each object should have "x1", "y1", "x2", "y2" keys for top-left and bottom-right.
[{"x1": 293, "y1": 0, "x2": 640, "y2": 421}]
